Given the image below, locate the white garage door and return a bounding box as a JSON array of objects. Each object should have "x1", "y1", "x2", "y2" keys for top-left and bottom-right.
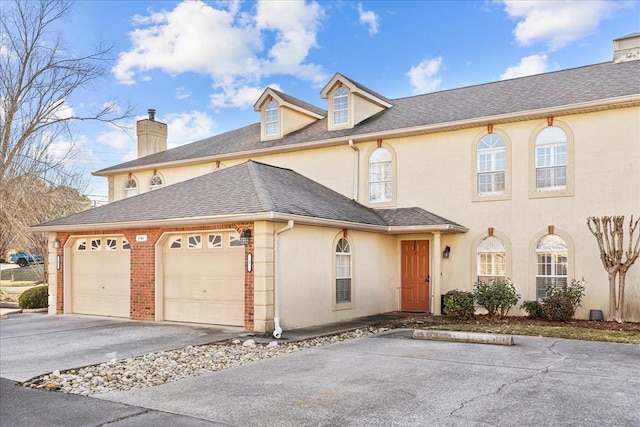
[
  {"x1": 163, "y1": 231, "x2": 244, "y2": 326},
  {"x1": 71, "y1": 236, "x2": 131, "y2": 317}
]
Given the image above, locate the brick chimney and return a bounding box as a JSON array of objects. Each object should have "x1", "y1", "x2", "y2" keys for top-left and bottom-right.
[
  {"x1": 613, "y1": 33, "x2": 640, "y2": 63},
  {"x1": 136, "y1": 109, "x2": 167, "y2": 158}
]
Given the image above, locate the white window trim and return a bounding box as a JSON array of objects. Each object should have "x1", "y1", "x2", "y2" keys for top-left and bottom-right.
[
  {"x1": 477, "y1": 236, "x2": 507, "y2": 283},
  {"x1": 332, "y1": 234, "x2": 354, "y2": 311},
  {"x1": 528, "y1": 229, "x2": 574, "y2": 301},
  {"x1": 529, "y1": 121, "x2": 574, "y2": 199},
  {"x1": 471, "y1": 129, "x2": 512, "y2": 202},
  {"x1": 124, "y1": 177, "x2": 139, "y2": 198},
  {"x1": 331, "y1": 86, "x2": 350, "y2": 129},
  {"x1": 364, "y1": 144, "x2": 397, "y2": 207},
  {"x1": 149, "y1": 173, "x2": 164, "y2": 190},
  {"x1": 264, "y1": 101, "x2": 279, "y2": 138}
]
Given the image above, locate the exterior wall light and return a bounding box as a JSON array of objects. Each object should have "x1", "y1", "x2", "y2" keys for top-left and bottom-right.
[
  {"x1": 442, "y1": 245, "x2": 451, "y2": 259},
  {"x1": 53, "y1": 239, "x2": 61, "y2": 249},
  {"x1": 240, "y1": 229, "x2": 252, "y2": 246}
]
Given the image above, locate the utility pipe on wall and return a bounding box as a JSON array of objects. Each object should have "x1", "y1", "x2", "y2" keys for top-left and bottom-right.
[
  {"x1": 273, "y1": 220, "x2": 294, "y2": 339},
  {"x1": 348, "y1": 139, "x2": 359, "y2": 200}
]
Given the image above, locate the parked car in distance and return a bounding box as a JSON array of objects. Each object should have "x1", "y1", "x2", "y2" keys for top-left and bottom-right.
[{"x1": 10, "y1": 252, "x2": 44, "y2": 267}]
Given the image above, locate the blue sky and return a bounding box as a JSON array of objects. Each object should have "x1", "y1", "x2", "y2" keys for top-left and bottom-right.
[{"x1": 48, "y1": 0, "x2": 639, "y2": 203}]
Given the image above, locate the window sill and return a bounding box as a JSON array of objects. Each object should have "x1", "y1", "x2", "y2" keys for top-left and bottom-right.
[
  {"x1": 529, "y1": 188, "x2": 574, "y2": 199},
  {"x1": 332, "y1": 302, "x2": 354, "y2": 311}
]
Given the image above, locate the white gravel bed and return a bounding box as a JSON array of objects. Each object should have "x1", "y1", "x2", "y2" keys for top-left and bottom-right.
[{"x1": 23, "y1": 327, "x2": 389, "y2": 395}]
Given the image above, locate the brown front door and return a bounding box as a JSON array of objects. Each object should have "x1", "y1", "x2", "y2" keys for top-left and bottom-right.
[{"x1": 401, "y1": 240, "x2": 430, "y2": 312}]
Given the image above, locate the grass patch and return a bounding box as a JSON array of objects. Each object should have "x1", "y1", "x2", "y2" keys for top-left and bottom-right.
[{"x1": 417, "y1": 322, "x2": 640, "y2": 344}]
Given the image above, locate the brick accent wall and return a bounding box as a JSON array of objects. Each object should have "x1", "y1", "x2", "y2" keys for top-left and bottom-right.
[{"x1": 54, "y1": 222, "x2": 255, "y2": 330}]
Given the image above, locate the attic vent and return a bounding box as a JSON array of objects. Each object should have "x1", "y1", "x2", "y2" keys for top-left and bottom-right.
[{"x1": 613, "y1": 34, "x2": 640, "y2": 63}]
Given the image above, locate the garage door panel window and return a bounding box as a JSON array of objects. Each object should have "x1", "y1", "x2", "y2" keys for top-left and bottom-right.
[
  {"x1": 123, "y1": 239, "x2": 130, "y2": 250},
  {"x1": 230, "y1": 234, "x2": 242, "y2": 247},
  {"x1": 106, "y1": 238, "x2": 117, "y2": 251},
  {"x1": 91, "y1": 239, "x2": 102, "y2": 251},
  {"x1": 76, "y1": 239, "x2": 87, "y2": 251},
  {"x1": 188, "y1": 235, "x2": 202, "y2": 249},
  {"x1": 169, "y1": 236, "x2": 182, "y2": 249},
  {"x1": 208, "y1": 234, "x2": 222, "y2": 248}
]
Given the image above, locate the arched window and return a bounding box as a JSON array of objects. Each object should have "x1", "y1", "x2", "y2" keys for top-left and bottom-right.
[
  {"x1": 149, "y1": 174, "x2": 163, "y2": 190},
  {"x1": 124, "y1": 177, "x2": 138, "y2": 198},
  {"x1": 535, "y1": 235, "x2": 568, "y2": 299},
  {"x1": 369, "y1": 148, "x2": 392, "y2": 203},
  {"x1": 265, "y1": 101, "x2": 278, "y2": 136},
  {"x1": 477, "y1": 134, "x2": 505, "y2": 195},
  {"x1": 477, "y1": 236, "x2": 506, "y2": 284},
  {"x1": 333, "y1": 87, "x2": 348, "y2": 125},
  {"x1": 535, "y1": 126, "x2": 567, "y2": 191},
  {"x1": 335, "y1": 238, "x2": 352, "y2": 304}
]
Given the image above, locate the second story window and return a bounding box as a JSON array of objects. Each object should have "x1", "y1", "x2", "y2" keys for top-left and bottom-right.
[
  {"x1": 333, "y1": 87, "x2": 348, "y2": 125},
  {"x1": 149, "y1": 174, "x2": 163, "y2": 190},
  {"x1": 124, "y1": 178, "x2": 138, "y2": 198},
  {"x1": 369, "y1": 148, "x2": 392, "y2": 203},
  {"x1": 535, "y1": 126, "x2": 567, "y2": 191},
  {"x1": 477, "y1": 134, "x2": 505, "y2": 195},
  {"x1": 265, "y1": 101, "x2": 278, "y2": 136}
]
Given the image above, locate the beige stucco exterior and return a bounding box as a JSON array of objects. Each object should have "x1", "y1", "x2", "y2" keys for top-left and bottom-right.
[{"x1": 99, "y1": 103, "x2": 640, "y2": 323}]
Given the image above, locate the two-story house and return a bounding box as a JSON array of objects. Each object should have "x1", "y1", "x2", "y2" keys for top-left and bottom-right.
[{"x1": 35, "y1": 34, "x2": 640, "y2": 332}]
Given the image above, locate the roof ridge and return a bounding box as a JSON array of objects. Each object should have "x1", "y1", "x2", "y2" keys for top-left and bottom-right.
[{"x1": 245, "y1": 161, "x2": 275, "y2": 211}]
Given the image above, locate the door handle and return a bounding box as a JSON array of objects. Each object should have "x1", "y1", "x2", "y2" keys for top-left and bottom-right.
[{"x1": 425, "y1": 275, "x2": 430, "y2": 283}]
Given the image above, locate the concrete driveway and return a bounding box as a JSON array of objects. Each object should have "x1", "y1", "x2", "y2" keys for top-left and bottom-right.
[
  {"x1": 97, "y1": 331, "x2": 640, "y2": 426},
  {"x1": 0, "y1": 313, "x2": 243, "y2": 382}
]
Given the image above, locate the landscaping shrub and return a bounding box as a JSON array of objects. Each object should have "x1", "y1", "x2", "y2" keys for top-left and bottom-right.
[
  {"x1": 443, "y1": 290, "x2": 475, "y2": 319},
  {"x1": 521, "y1": 300, "x2": 544, "y2": 319},
  {"x1": 18, "y1": 285, "x2": 48, "y2": 309},
  {"x1": 542, "y1": 279, "x2": 586, "y2": 322},
  {"x1": 473, "y1": 279, "x2": 520, "y2": 318}
]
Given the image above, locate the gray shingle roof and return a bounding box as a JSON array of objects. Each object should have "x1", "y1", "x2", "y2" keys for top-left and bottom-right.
[
  {"x1": 269, "y1": 88, "x2": 327, "y2": 117},
  {"x1": 96, "y1": 60, "x2": 640, "y2": 174},
  {"x1": 37, "y1": 161, "x2": 464, "y2": 231}
]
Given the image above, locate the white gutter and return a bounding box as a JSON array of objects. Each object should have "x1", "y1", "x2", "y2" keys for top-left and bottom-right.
[
  {"x1": 30, "y1": 211, "x2": 468, "y2": 234},
  {"x1": 348, "y1": 139, "x2": 359, "y2": 200},
  {"x1": 273, "y1": 220, "x2": 294, "y2": 339},
  {"x1": 93, "y1": 95, "x2": 640, "y2": 176}
]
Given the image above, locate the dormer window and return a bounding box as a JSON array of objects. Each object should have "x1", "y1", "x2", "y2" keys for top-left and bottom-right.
[
  {"x1": 265, "y1": 101, "x2": 279, "y2": 136},
  {"x1": 333, "y1": 87, "x2": 348, "y2": 125}
]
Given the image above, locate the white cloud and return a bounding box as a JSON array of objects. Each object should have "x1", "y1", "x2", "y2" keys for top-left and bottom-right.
[
  {"x1": 113, "y1": 0, "x2": 327, "y2": 107},
  {"x1": 498, "y1": 0, "x2": 618, "y2": 51},
  {"x1": 357, "y1": 3, "x2": 379, "y2": 36},
  {"x1": 210, "y1": 84, "x2": 274, "y2": 109},
  {"x1": 96, "y1": 123, "x2": 136, "y2": 150},
  {"x1": 164, "y1": 110, "x2": 217, "y2": 147},
  {"x1": 175, "y1": 86, "x2": 191, "y2": 100},
  {"x1": 500, "y1": 54, "x2": 548, "y2": 80},
  {"x1": 406, "y1": 57, "x2": 443, "y2": 95}
]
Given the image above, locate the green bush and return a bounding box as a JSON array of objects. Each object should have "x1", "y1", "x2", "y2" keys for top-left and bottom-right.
[
  {"x1": 542, "y1": 279, "x2": 586, "y2": 322},
  {"x1": 473, "y1": 279, "x2": 520, "y2": 318},
  {"x1": 521, "y1": 300, "x2": 544, "y2": 319},
  {"x1": 18, "y1": 285, "x2": 48, "y2": 309},
  {"x1": 443, "y1": 290, "x2": 475, "y2": 319}
]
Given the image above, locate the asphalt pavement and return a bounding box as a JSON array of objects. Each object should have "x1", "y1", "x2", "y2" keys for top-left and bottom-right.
[{"x1": 1, "y1": 313, "x2": 639, "y2": 426}]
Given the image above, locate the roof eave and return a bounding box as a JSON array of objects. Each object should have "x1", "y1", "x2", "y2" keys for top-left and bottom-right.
[
  {"x1": 93, "y1": 95, "x2": 640, "y2": 176},
  {"x1": 30, "y1": 212, "x2": 468, "y2": 235}
]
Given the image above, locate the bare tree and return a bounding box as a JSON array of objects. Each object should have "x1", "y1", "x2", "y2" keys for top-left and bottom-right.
[
  {"x1": 0, "y1": 0, "x2": 132, "y2": 264},
  {"x1": 586, "y1": 216, "x2": 640, "y2": 323}
]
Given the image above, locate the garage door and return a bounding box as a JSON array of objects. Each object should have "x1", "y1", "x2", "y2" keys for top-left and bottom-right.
[
  {"x1": 71, "y1": 236, "x2": 131, "y2": 317},
  {"x1": 163, "y1": 231, "x2": 244, "y2": 326}
]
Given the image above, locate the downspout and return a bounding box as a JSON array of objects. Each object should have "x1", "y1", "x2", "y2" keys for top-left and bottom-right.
[
  {"x1": 273, "y1": 220, "x2": 294, "y2": 339},
  {"x1": 348, "y1": 139, "x2": 359, "y2": 200}
]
